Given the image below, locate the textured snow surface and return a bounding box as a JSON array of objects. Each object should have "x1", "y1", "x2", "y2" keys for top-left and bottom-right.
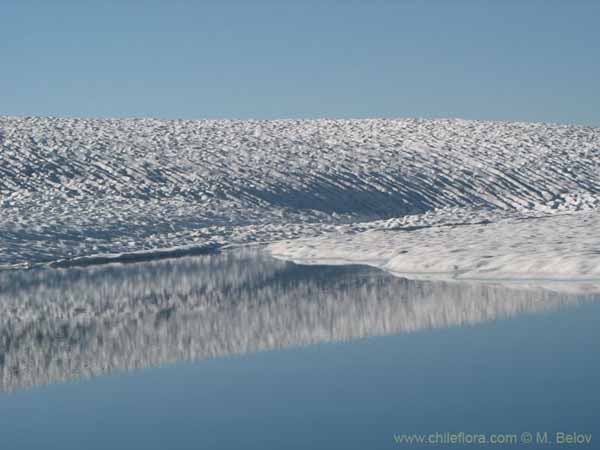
[
  {"x1": 1, "y1": 116, "x2": 599, "y2": 275},
  {"x1": 270, "y1": 212, "x2": 600, "y2": 281}
]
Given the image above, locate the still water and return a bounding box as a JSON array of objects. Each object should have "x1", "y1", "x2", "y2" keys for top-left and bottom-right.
[{"x1": 1, "y1": 248, "x2": 599, "y2": 449}]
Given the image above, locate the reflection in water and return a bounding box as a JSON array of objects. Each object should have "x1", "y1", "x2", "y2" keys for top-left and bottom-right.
[{"x1": 1, "y1": 248, "x2": 598, "y2": 392}]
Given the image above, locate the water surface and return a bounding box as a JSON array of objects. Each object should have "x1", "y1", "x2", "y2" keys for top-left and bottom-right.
[{"x1": 1, "y1": 249, "x2": 598, "y2": 449}]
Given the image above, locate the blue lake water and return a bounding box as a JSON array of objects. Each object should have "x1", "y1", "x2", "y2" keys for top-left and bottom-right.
[{"x1": 0, "y1": 249, "x2": 598, "y2": 449}]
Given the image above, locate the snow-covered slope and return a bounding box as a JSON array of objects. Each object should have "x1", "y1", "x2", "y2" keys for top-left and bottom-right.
[{"x1": 1, "y1": 116, "x2": 599, "y2": 273}]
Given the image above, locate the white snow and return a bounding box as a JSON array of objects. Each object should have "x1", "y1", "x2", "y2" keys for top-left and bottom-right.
[
  {"x1": 1, "y1": 116, "x2": 599, "y2": 280},
  {"x1": 270, "y1": 212, "x2": 600, "y2": 282}
]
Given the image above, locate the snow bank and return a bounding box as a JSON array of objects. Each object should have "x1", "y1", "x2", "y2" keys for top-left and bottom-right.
[
  {"x1": 0, "y1": 116, "x2": 599, "y2": 273},
  {"x1": 270, "y1": 211, "x2": 600, "y2": 282}
]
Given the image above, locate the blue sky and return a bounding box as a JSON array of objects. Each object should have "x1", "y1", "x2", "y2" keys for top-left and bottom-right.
[{"x1": 1, "y1": 1, "x2": 599, "y2": 125}]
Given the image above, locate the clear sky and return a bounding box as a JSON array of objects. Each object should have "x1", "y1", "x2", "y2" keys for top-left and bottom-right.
[{"x1": 1, "y1": 1, "x2": 599, "y2": 125}]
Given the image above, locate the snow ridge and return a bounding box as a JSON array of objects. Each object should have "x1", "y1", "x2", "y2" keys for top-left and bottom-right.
[{"x1": 0, "y1": 116, "x2": 599, "y2": 268}]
